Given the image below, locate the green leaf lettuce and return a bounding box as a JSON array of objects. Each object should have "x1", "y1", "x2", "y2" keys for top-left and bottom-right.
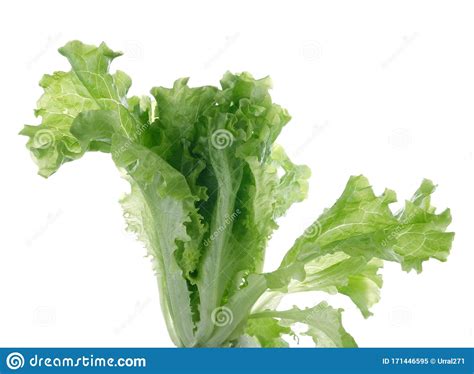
[{"x1": 21, "y1": 41, "x2": 454, "y2": 347}]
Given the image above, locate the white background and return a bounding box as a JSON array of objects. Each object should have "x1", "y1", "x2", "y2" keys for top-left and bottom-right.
[{"x1": 0, "y1": 0, "x2": 473, "y2": 347}]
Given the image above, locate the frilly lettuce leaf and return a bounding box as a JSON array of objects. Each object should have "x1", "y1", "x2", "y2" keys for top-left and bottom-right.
[
  {"x1": 112, "y1": 136, "x2": 200, "y2": 347},
  {"x1": 245, "y1": 317, "x2": 292, "y2": 347},
  {"x1": 249, "y1": 302, "x2": 357, "y2": 348},
  {"x1": 265, "y1": 176, "x2": 454, "y2": 319},
  {"x1": 20, "y1": 41, "x2": 139, "y2": 177}
]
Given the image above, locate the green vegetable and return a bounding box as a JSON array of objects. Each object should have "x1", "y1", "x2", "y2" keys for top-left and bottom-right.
[{"x1": 20, "y1": 41, "x2": 454, "y2": 347}]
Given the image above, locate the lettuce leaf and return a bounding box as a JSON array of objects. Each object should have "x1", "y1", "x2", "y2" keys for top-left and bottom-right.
[
  {"x1": 263, "y1": 176, "x2": 454, "y2": 321},
  {"x1": 20, "y1": 41, "x2": 140, "y2": 177},
  {"x1": 250, "y1": 302, "x2": 357, "y2": 348}
]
